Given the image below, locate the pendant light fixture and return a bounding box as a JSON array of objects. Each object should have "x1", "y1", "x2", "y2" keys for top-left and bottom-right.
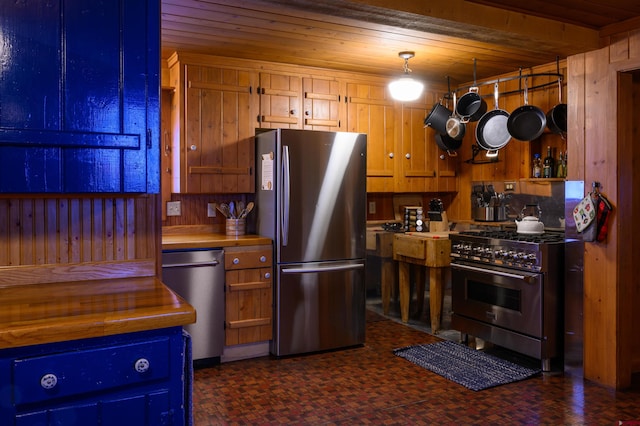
[{"x1": 388, "y1": 51, "x2": 424, "y2": 102}]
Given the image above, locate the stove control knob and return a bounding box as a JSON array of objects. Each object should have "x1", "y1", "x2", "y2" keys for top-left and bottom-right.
[{"x1": 526, "y1": 253, "x2": 537, "y2": 263}]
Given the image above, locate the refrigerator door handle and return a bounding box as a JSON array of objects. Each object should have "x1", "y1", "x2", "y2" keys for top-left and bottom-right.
[
  {"x1": 282, "y1": 263, "x2": 365, "y2": 274},
  {"x1": 281, "y1": 145, "x2": 290, "y2": 246}
]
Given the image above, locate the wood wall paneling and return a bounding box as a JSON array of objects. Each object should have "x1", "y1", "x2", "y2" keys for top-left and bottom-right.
[
  {"x1": 0, "y1": 197, "x2": 157, "y2": 287},
  {"x1": 568, "y1": 28, "x2": 640, "y2": 388}
]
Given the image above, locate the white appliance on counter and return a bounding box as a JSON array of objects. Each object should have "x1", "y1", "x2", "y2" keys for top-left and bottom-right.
[{"x1": 255, "y1": 129, "x2": 367, "y2": 357}]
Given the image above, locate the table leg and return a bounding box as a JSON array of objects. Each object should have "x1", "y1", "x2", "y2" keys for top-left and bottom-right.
[
  {"x1": 381, "y1": 258, "x2": 394, "y2": 315},
  {"x1": 414, "y1": 266, "x2": 425, "y2": 317},
  {"x1": 398, "y1": 261, "x2": 410, "y2": 323},
  {"x1": 429, "y1": 267, "x2": 444, "y2": 334}
]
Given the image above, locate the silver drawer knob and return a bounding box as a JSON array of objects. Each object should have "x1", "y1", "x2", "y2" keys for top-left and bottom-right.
[
  {"x1": 259, "y1": 255, "x2": 267, "y2": 262},
  {"x1": 264, "y1": 272, "x2": 271, "y2": 279},
  {"x1": 134, "y1": 358, "x2": 150, "y2": 373},
  {"x1": 233, "y1": 258, "x2": 240, "y2": 265},
  {"x1": 40, "y1": 373, "x2": 58, "y2": 390}
]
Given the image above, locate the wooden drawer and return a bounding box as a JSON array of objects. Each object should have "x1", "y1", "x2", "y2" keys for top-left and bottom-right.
[
  {"x1": 225, "y1": 246, "x2": 272, "y2": 270},
  {"x1": 12, "y1": 338, "x2": 170, "y2": 406}
]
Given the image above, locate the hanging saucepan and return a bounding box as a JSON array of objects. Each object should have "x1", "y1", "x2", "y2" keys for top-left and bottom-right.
[
  {"x1": 445, "y1": 91, "x2": 466, "y2": 140},
  {"x1": 507, "y1": 78, "x2": 547, "y2": 141},
  {"x1": 456, "y1": 86, "x2": 487, "y2": 123},
  {"x1": 475, "y1": 82, "x2": 511, "y2": 156},
  {"x1": 546, "y1": 78, "x2": 567, "y2": 135},
  {"x1": 435, "y1": 132, "x2": 461, "y2": 157},
  {"x1": 423, "y1": 98, "x2": 452, "y2": 134}
]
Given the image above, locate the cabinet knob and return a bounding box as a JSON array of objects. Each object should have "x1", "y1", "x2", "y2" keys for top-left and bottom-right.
[
  {"x1": 233, "y1": 258, "x2": 240, "y2": 265},
  {"x1": 290, "y1": 109, "x2": 296, "y2": 115},
  {"x1": 388, "y1": 152, "x2": 394, "y2": 159},
  {"x1": 134, "y1": 358, "x2": 150, "y2": 373},
  {"x1": 259, "y1": 255, "x2": 267, "y2": 262},
  {"x1": 190, "y1": 144, "x2": 197, "y2": 151},
  {"x1": 405, "y1": 153, "x2": 411, "y2": 159},
  {"x1": 40, "y1": 373, "x2": 58, "y2": 390},
  {"x1": 264, "y1": 272, "x2": 271, "y2": 279}
]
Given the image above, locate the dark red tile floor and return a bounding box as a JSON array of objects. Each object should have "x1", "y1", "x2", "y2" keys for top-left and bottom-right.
[{"x1": 193, "y1": 310, "x2": 640, "y2": 425}]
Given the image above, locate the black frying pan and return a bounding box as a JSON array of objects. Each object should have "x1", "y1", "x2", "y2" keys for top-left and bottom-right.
[
  {"x1": 546, "y1": 79, "x2": 567, "y2": 134},
  {"x1": 507, "y1": 79, "x2": 547, "y2": 141},
  {"x1": 435, "y1": 132, "x2": 462, "y2": 154},
  {"x1": 475, "y1": 83, "x2": 511, "y2": 152}
]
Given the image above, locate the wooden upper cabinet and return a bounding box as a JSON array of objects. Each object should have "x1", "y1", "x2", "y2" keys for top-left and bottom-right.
[
  {"x1": 0, "y1": 0, "x2": 159, "y2": 193},
  {"x1": 258, "y1": 72, "x2": 302, "y2": 129},
  {"x1": 302, "y1": 77, "x2": 343, "y2": 131},
  {"x1": 397, "y1": 91, "x2": 457, "y2": 192},
  {"x1": 169, "y1": 59, "x2": 257, "y2": 194},
  {"x1": 346, "y1": 82, "x2": 396, "y2": 192}
]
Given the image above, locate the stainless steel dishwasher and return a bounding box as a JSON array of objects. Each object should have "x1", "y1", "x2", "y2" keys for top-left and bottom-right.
[{"x1": 162, "y1": 249, "x2": 225, "y2": 363}]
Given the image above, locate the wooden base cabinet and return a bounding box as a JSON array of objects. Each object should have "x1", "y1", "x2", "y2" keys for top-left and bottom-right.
[
  {"x1": 224, "y1": 245, "x2": 273, "y2": 346},
  {"x1": 0, "y1": 327, "x2": 189, "y2": 426}
]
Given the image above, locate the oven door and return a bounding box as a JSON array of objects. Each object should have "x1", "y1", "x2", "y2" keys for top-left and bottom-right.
[{"x1": 451, "y1": 261, "x2": 542, "y2": 338}]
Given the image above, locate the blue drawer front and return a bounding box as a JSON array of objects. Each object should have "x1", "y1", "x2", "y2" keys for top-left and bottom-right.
[{"x1": 13, "y1": 338, "x2": 170, "y2": 406}]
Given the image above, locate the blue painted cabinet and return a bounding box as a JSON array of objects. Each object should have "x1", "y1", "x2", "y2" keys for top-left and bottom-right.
[
  {"x1": 0, "y1": 0, "x2": 160, "y2": 193},
  {"x1": 0, "y1": 328, "x2": 188, "y2": 425}
]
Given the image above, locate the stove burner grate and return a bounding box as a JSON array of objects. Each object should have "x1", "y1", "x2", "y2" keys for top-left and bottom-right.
[{"x1": 458, "y1": 230, "x2": 564, "y2": 244}]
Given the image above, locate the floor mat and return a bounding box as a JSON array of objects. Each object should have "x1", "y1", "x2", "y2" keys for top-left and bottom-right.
[{"x1": 393, "y1": 340, "x2": 541, "y2": 391}]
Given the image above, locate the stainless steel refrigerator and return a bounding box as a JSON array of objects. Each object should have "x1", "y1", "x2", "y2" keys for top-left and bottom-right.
[{"x1": 255, "y1": 128, "x2": 367, "y2": 357}]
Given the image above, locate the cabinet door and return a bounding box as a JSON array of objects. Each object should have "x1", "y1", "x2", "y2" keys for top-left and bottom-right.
[
  {"x1": 225, "y1": 268, "x2": 273, "y2": 346},
  {"x1": 302, "y1": 77, "x2": 342, "y2": 130},
  {"x1": 184, "y1": 64, "x2": 255, "y2": 193},
  {"x1": 396, "y1": 101, "x2": 438, "y2": 192},
  {"x1": 258, "y1": 72, "x2": 301, "y2": 128},
  {"x1": 0, "y1": 0, "x2": 159, "y2": 193},
  {"x1": 346, "y1": 82, "x2": 395, "y2": 192}
]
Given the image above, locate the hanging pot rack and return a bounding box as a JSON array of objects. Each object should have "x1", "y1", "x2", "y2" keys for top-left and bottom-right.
[{"x1": 452, "y1": 58, "x2": 564, "y2": 98}]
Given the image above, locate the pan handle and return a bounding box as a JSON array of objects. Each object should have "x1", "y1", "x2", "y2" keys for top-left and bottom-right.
[
  {"x1": 493, "y1": 82, "x2": 500, "y2": 110},
  {"x1": 485, "y1": 149, "x2": 498, "y2": 158}
]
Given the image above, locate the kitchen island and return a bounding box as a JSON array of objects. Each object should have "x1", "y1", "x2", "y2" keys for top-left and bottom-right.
[{"x1": 0, "y1": 277, "x2": 196, "y2": 425}]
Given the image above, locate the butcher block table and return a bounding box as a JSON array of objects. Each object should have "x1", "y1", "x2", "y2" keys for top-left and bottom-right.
[
  {"x1": 393, "y1": 232, "x2": 452, "y2": 334},
  {"x1": 366, "y1": 227, "x2": 397, "y2": 315}
]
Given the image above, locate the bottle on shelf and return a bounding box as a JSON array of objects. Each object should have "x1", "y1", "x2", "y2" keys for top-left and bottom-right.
[
  {"x1": 556, "y1": 151, "x2": 566, "y2": 178},
  {"x1": 532, "y1": 153, "x2": 542, "y2": 178},
  {"x1": 543, "y1": 146, "x2": 555, "y2": 178}
]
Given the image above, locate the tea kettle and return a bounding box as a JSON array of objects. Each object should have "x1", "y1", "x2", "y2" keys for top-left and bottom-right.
[{"x1": 515, "y1": 204, "x2": 544, "y2": 234}]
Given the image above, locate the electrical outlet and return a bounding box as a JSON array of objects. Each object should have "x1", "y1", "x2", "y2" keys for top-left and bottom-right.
[
  {"x1": 167, "y1": 201, "x2": 181, "y2": 216},
  {"x1": 207, "y1": 203, "x2": 217, "y2": 217},
  {"x1": 504, "y1": 182, "x2": 516, "y2": 191},
  {"x1": 368, "y1": 201, "x2": 376, "y2": 215}
]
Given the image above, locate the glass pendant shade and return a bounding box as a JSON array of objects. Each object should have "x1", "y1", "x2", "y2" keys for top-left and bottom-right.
[
  {"x1": 388, "y1": 75, "x2": 424, "y2": 101},
  {"x1": 388, "y1": 51, "x2": 424, "y2": 102}
]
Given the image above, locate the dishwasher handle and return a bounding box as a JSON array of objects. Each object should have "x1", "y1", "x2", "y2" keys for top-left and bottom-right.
[{"x1": 162, "y1": 260, "x2": 220, "y2": 268}]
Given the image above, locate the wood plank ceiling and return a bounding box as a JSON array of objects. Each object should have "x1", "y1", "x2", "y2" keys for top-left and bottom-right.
[{"x1": 161, "y1": 0, "x2": 640, "y2": 85}]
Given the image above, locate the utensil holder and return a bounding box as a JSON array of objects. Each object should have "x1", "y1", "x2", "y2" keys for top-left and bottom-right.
[{"x1": 226, "y1": 219, "x2": 246, "y2": 237}]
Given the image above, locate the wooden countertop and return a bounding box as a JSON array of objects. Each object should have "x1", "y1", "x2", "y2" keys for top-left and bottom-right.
[
  {"x1": 0, "y1": 277, "x2": 196, "y2": 350},
  {"x1": 162, "y1": 226, "x2": 272, "y2": 250}
]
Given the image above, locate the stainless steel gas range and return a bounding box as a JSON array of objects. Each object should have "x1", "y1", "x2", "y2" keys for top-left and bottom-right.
[{"x1": 449, "y1": 230, "x2": 565, "y2": 371}]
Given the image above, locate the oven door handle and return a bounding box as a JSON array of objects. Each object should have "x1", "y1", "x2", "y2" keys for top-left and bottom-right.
[{"x1": 452, "y1": 263, "x2": 537, "y2": 284}]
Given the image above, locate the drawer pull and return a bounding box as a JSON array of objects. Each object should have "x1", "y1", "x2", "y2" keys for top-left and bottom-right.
[
  {"x1": 264, "y1": 272, "x2": 271, "y2": 279},
  {"x1": 40, "y1": 373, "x2": 58, "y2": 390},
  {"x1": 134, "y1": 358, "x2": 150, "y2": 373},
  {"x1": 233, "y1": 258, "x2": 240, "y2": 265},
  {"x1": 259, "y1": 255, "x2": 267, "y2": 263}
]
